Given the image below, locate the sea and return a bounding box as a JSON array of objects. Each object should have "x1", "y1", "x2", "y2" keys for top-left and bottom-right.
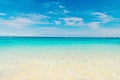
[{"x1": 0, "y1": 37, "x2": 120, "y2": 80}]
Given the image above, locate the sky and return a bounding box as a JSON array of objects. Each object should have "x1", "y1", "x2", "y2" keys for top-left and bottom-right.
[{"x1": 0, "y1": 0, "x2": 120, "y2": 37}]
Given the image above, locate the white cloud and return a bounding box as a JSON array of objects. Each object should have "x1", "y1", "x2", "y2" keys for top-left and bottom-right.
[
  {"x1": 29, "y1": 27, "x2": 120, "y2": 37},
  {"x1": 63, "y1": 17, "x2": 84, "y2": 26},
  {"x1": 43, "y1": 2, "x2": 70, "y2": 15},
  {"x1": 19, "y1": 13, "x2": 49, "y2": 20},
  {"x1": 86, "y1": 22, "x2": 101, "y2": 29},
  {"x1": 63, "y1": 9, "x2": 70, "y2": 14},
  {"x1": 0, "y1": 17, "x2": 36, "y2": 28},
  {"x1": 85, "y1": 12, "x2": 117, "y2": 29},
  {"x1": 54, "y1": 20, "x2": 61, "y2": 25},
  {"x1": 19, "y1": 13, "x2": 51, "y2": 24},
  {"x1": 58, "y1": 5, "x2": 70, "y2": 14},
  {"x1": 0, "y1": 13, "x2": 50, "y2": 28},
  {"x1": 58, "y1": 5, "x2": 65, "y2": 9},
  {"x1": 48, "y1": 11, "x2": 57, "y2": 15},
  {"x1": 0, "y1": 12, "x2": 7, "y2": 16},
  {"x1": 92, "y1": 12, "x2": 115, "y2": 23},
  {"x1": 87, "y1": 28, "x2": 120, "y2": 37},
  {"x1": 48, "y1": 9, "x2": 70, "y2": 15},
  {"x1": 0, "y1": 32, "x2": 32, "y2": 36},
  {"x1": 0, "y1": 11, "x2": 119, "y2": 37}
]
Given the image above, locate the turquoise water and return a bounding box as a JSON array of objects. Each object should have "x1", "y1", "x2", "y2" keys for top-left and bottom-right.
[
  {"x1": 0, "y1": 37, "x2": 120, "y2": 61},
  {"x1": 0, "y1": 37, "x2": 120, "y2": 46},
  {"x1": 0, "y1": 37, "x2": 120, "y2": 50},
  {"x1": 0, "y1": 37, "x2": 120, "y2": 54},
  {"x1": 0, "y1": 37, "x2": 120, "y2": 80}
]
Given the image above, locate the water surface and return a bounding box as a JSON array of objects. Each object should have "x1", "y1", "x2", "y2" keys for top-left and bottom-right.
[{"x1": 0, "y1": 37, "x2": 120, "y2": 80}]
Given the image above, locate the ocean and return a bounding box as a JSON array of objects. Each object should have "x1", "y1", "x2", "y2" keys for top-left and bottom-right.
[{"x1": 0, "y1": 37, "x2": 120, "y2": 80}]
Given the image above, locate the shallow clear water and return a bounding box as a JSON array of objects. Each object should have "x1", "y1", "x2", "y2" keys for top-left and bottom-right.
[{"x1": 0, "y1": 37, "x2": 120, "y2": 80}]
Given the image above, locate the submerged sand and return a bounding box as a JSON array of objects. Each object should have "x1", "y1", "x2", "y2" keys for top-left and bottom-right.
[
  {"x1": 0, "y1": 54, "x2": 120, "y2": 80},
  {"x1": 0, "y1": 44, "x2": 120, "y2": 80}
]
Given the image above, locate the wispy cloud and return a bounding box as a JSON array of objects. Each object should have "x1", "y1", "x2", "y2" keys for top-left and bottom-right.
[
  {"x1": 0, "y1": 32, "x2": 32, "y2": 36},
  {"x1": 0, "y1": 12, "x2": 7, "y2": 16},
  {"x1": 0, "y1": 0, "x2": 120, "y2": 37},
  {"x1": 43, "y1": 2, "x2": 70, "y2": 15},
  {"x1": 92, "y1": 12, "x2": 115, "y2": 23},
  {"x1": 0, "y1": 13, "x2": 50, "y2": 28},
  {"x1": 54, "y1": 20, "x2": 61, "y2": 25},
  {"x1": 26, "y1": 27, "x2": 120, "y2": 37},
  {"x1": 86, "y1": 22, "x2": 100, "y2": 29},
  {"x1": 0, "y1": 17, "x2": 35, "y2": 28},
  {"x1": 0, "y1": 11, "x2": 119, "y2": 37},
  {"x1": 19, "y1": 13, "x2": 49, "y2": 21},
  {"x1": 63, "y1": 17, "x2": 84, "y2": 26},
  {"x1": 0, "y1": 11, "x2": 117, "y2": 29},
  {"x1": 86, "y1": 12, "x2": 117, "y2": 29}
]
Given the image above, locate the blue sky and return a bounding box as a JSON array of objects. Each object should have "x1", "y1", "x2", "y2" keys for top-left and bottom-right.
[{"x1": 0, "y1": 0, "x2": 120, "y2": 37}]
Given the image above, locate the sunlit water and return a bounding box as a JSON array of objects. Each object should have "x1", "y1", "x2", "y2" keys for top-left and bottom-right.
[{"x1": 0, "y1": 37, "x2": 120, "y2": 80}]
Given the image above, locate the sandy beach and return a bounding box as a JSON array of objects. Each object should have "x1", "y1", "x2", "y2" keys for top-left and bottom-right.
[{"x1": 0, "y1": 52, "x2": 120, "y2": 80}]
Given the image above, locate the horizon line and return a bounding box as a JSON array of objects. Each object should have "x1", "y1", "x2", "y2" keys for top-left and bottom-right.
[{"x1": 0, "y1": 36, "x2": 120, "y2": 38}]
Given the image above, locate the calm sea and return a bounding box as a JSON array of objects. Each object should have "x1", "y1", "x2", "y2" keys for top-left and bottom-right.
[
  {"x1": 0, "y1": 37, "x2": 120, "y2": 80},
  {"x1": 0, "y1": 37, "x2": 120, "y2": 57}
]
